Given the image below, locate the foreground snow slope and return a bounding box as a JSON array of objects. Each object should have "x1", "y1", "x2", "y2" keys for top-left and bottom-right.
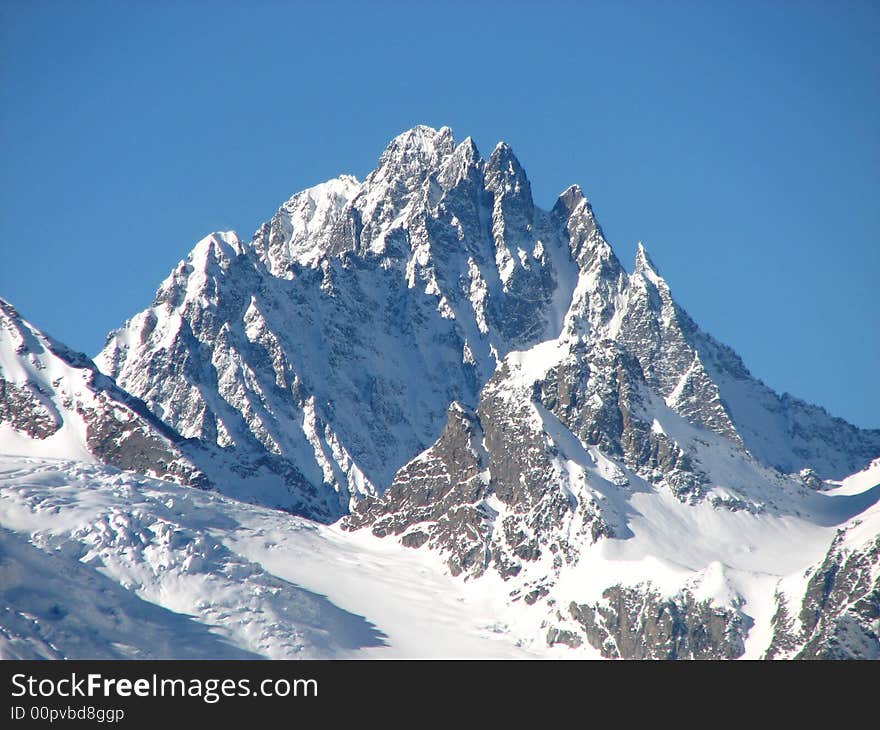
[
  {"x1": 1, "y1": 455, "x2": 876, "y2": 659},
  {"x1": 0, "y1": 456, "x2": 535, "y2": 659}
]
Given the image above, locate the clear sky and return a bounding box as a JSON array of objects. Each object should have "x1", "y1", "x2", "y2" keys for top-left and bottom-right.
[{"x1": 1, "y1": 0, "x2": 877, "y2": 427}]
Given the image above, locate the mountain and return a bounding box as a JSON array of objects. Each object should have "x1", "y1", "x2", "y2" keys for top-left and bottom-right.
[
  {"x1": 96, "y1": 126, "x2": 880, "y2": 521},
  {"x1": 2, "y1": 125, "x2": 878, "y2": 659},
  {"x1": 95, "y1": 129, "x2": 580, "y2": 520},
  {"x1": 0, "y1": 297, "x2": 205, "y2": 482},
  {"x1": 0, "y1": 299, "x2": 331, "y2": 514}
]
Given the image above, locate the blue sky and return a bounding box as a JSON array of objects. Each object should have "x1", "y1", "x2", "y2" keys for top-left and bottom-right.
[{"x1": 1, "y1": 0, "x2": 877, "y2": 427}]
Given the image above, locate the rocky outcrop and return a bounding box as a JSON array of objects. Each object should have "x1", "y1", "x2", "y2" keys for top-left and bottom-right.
[
  {"x1": 559, "y1": 585, "x2": 749, "y2": 660},
  {"x1": 344, "y1": 384, "x2": 612, "y2": 580},
  {"x1": 344, "y1": 403, "x2": 493, "y2": 576},
  {"x1": 0, "y1": 298, "x2": 203, "y2": 485},
  {"x1": 0, "y1": 379, "x2": 62, "y2": 439},
  {"x1": 766, "y1": 517, "x2": 880, "y2": 660},
  {"x1": 537, "y1": 339, "x2": 705, "y2": 500},
  {"x1": 0, "y1": 298, "x2": 332, "y2": 514}
]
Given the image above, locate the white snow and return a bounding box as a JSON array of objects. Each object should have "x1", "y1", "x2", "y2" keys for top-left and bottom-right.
[
  {"x1": 1, "y1": 433, "x2": 877, "y2": 660},
  {"x1": 0, "y1": 302, "x2": 104, "y2": 462},
  {"x1": 0, "y1": 456, "x2": 537, "y2": 659}
]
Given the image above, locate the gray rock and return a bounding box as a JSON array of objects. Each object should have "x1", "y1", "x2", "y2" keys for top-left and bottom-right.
[{"x1": 566, "y1": 586, "x2": 749, "y2": 660}]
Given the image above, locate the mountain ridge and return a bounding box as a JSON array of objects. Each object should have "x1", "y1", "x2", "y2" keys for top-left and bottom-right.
[{"x1": 95, "y1": 125, "x2": 880, "y2": 519}]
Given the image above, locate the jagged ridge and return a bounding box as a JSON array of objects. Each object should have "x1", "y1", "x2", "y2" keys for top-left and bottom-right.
[{"x1": 96, "y1": 125, "x2": 880, "y2": 522}]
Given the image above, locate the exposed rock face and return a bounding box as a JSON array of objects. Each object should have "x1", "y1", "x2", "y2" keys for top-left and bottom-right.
[
  {"x1": 0, "y1": 380, "x2": 62, "y2": 439},
  {"x1": 561, "y1": 586, "x2": 749, "y2": 660},
  {"x1": 345, "y1": 403, "x2": 493, "y2": 575},
  {"x1": 98, "y1": 129, "x2": 585, "y2": 518},
  {"x1": 536, "y1": 339, "x2": 705, "y2": 500},
  {"x1": 344, "y1": 389, "x2": 611, "y2": 580},
  {"x1": 330, "y1": 129, "x2": 880, "y2": 660},
  {"x1": 765, "y1": 511, "x2": 880, "y2": 660}
]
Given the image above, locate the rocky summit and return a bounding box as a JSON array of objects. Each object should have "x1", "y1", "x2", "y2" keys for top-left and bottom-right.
[{"x1": 2, "y1": 126, "x2": 878, "y2": 659}]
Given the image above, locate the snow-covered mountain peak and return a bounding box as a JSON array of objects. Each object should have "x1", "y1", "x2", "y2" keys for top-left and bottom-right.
[
  {"x1": 457, "y1": 135, "x2": 480, "y2": 158},
  {"x1": 485, "y1": 140, "x2": 531, "y2": 199},
  {"x1": 1, "y1": 299, "x2": 200, "y2": 479},
  {"x1": 634, "y1": 241, "x2": 662, "y2": 281},
  {"x1": 555, "y1": 183, "x2": 586, "y2": 210},
  {"x1": 145, "y1": 230, "x2": 246, "y2": 315},
  {"x1": 252, "y1": 175, "x2": 362, "y2": 272},
  {"x1": 369, "y1": 124, "x2": 456, "y2": 184},
  {"x1": 1, "y1": 298, "x2": 91, "y2": 387},
  {"x1": 488, "y1": 139, "x2": 517, "y2": 157},
  {"x1": 1, "y1": 298, "x2": 39, "y2": 373},
  {"x1": 92, "y1": 125, "x2": 880, "y2": 529},
  {"x1": 438, "y1": 136, "x2": 483, "y2": 191},
  {"x1": 189, "y1": 231, "x2": 243, "y2": 271}
]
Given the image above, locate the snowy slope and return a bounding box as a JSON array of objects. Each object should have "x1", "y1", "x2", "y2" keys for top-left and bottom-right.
[
  {"x1": 0, "y1": 456, "x2": 535, "y2": 659},
  {"x1": 1, "y1": 455, "x2": 876, "y2": 659},
  {"x1": 344, "y1": 330, "x2": 880, "y2": 657},
  {"x1": 764, "y1": 459, "x2": 880, "y2": 659}
]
